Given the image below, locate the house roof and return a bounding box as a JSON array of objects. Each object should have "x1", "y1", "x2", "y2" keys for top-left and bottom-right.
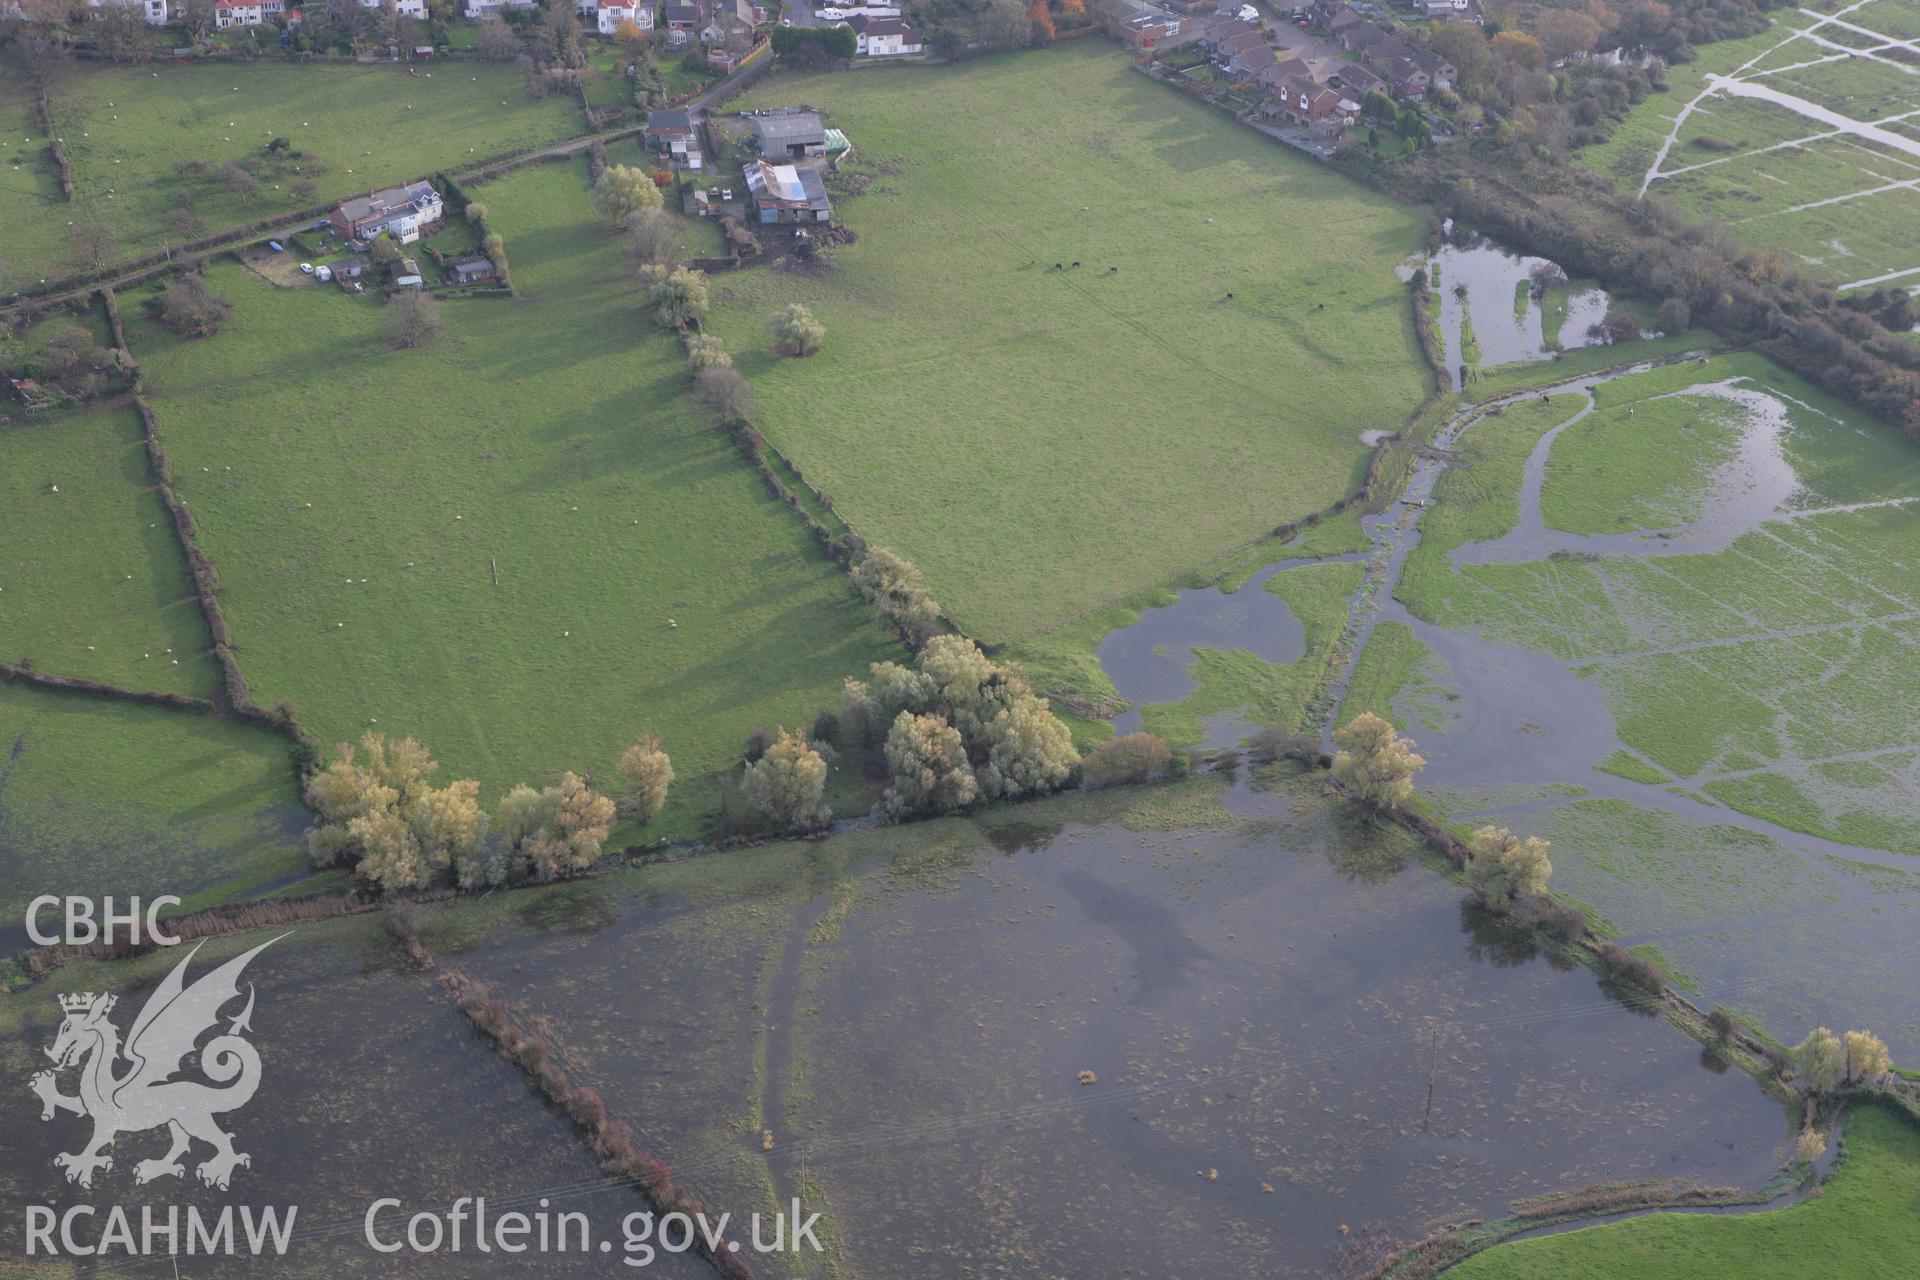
[
  {"x1": 213, "y1": 0, "x2": 258, "y2": 9},
  {"x1": 1203, "y1": 16, "x2": 1255, "y2": 39},
  {"x1": 852, "y1": 15, "x2": 919, "y2": 37},
  {"x1": 336, "y1": 181, "x2": 437, "y2": 225},
  {"x1": 1217, "y1": 29, "x2": 1268, "y2": 56},
  {"x1": 648, "y1": 108, "x2": 694, "y2": 131}
]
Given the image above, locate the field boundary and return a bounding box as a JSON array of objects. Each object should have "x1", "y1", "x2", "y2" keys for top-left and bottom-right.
[{"x1": 35, "y1": 87, "x2": 75, "y2": 203}]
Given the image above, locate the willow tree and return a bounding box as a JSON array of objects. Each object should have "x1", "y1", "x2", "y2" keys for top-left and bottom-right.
[
  {"x1": 1464, "y1": 825, "x2": 1553, "y2": 905},
  {"x1": 742, "y1": 729, "x2": 830, "y2": 833},
  {"x1": 1331, "y1": 712, "x2": 1426, "y2": 810},
  {"x1": 617, "y1": 733, "x2": 675, "y2": 822}
]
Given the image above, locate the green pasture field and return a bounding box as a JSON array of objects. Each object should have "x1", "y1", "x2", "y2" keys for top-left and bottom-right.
[
  {"x1": 705, "y1": 43, "x2": 1429, "y2": 644},
  {"x1": 125, "y1": 157, "x2": 901, "y2": 837},
  {"x1": 1454, "y1": 1104, "x2": 1920, "y2": 1279},
  {"x1": 1541, "y1": 390, "x2": 1743, "y2": 534},
  {"x1": 1854, "y1": 0, "x2": 1920, "y2": 38},
  {"x1": 0, "y1": 402, "x2": 218, "y2": 698},
  {"x1": 0, "y1": 681, "x2": 307, "y2": 921},
  {"x1": 0, "y1": 62, "x2": 580, "y2": 283}
]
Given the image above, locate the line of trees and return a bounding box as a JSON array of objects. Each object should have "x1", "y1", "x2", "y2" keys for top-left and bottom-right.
[{"x1": 303, "y1": 730, "x2": 673, "y2": 893}]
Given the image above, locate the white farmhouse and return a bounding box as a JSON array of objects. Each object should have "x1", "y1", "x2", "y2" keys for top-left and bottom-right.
[{"x1": 86, "y1": 0, "x2": 170, "y2": 27}]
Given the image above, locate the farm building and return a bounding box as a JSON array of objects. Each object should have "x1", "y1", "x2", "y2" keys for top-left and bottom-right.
[
  {"x1": 752, "y1": 111, "x2": 828, "y2": 159},
  {"x1": 449, "y1": 258, "x2": 497, "y2": 285},
  {"x1": 743, "y1": 159, "x2": 832, "y2": 225}
]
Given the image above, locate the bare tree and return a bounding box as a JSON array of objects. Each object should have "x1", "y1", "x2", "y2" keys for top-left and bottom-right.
[
  {"x1": 69, "y1": 222, "x2": 118, "y2": 275},
  {"x1": 626, "y1": 208, "x2": 678, "y2": 267},
  {"x1": 692, "y1": 365, "x2": 755, "y2": 426},
  {"x1": 386, "y1": 290, "x2": 443, "y2": 349}
]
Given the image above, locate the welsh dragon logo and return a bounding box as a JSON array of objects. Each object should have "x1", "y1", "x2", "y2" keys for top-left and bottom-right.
[{"x1": 30, "y1": 937, "x2": 281, "y2": 1191}]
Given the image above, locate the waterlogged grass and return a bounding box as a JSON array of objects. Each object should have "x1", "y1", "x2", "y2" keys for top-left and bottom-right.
[
  {"x1": 128, "y1": 159, "x2": 900, "y2": 836},
  {"x1": 1281, "y1": 508, "x2": 1373, "y2": 558},
  {"x1": 1596, "y1": 749, "x2": 1669, "y2": 785},
  {"x1": 0, "y1": 403, "x2": 219, "y2": 698},
  {"x1": 0, "y1": 62, "x2": 581, "y2": 281},
  {"x1": 1466, "y1": 329, "x2": 1714, "y2": 402},
  {"x1": 0, "y1": 680, "x2": 304, "y2": 921},
  {"x1": 1454, "y1": 1104, "x2": 1920, "y2": 1280},
  {"x1": 0, "y1": 923, "x2": 684, "y2": 1279},
  {"x1": 707, "y1": 44, "x2": 1427, "y2": 642},
  {"x1": 1397, "y1": 396, "x2": 1576, "y2": 621},
  {"x1": 1339, "y1": 620, "x2": 1452, "y2": 733},
  {"x1": 1420, "y1": 353, "x2": 1920, "y2": 854},
  {"x1": 1138, "y1": 559, "x2": 1362, "y2": 744},
  {"x1": 1542, "y1": 393, "x2": 1742, "y2": 534}
]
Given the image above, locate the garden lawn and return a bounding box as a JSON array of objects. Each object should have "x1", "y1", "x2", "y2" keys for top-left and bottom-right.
[
  {"x1": 708, "y1": 43, "x2": 1428, "y2": 644},
  {"x1": 0, "y1": 402, "x2": 219, "y2": 698},
  {"x1": 0, "y1": 680, "x2": 305, "y2": 922},
  {"x1": 0, "y1": 62, "x2": 580, "y2": 282},
  {"x1": 1453, "y1": 1104, "x2": 1920, "y2": 1280},
  {"x1": 127, "y1": 157, "x2": 901, "y2": 836}
]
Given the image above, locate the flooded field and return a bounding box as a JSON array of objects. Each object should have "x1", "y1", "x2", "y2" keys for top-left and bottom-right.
[
  {"x1": 1098, "y1": 348, "x2": 1920, "y2": 1062},
  {"x1": 0, "y1": 921, "x2": 703, "y2": 1277},
  {"x1": 779, "y1": 776, "x2": 1791, "y2": 1279}
]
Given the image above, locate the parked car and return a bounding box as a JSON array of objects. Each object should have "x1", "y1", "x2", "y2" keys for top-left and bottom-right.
[{"x1": 299, "y1": 262, "x2": 314, "y2": 275}]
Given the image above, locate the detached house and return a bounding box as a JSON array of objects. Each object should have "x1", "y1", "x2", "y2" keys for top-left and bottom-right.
[
  {"x1": 661, "y1": 0, "x2": 702, "y2": 42},
  {"x1": 1263, "y1": 74, "x2": 1356, "y2": 132},
  {"x1": 331, "y1": 181, "x2": 444, "y2": 245},
  {"x1": 594, "y1": 0, "x2": 641, "y2": 32},
  {"x1": 1411, "y1": 48, "x2": 1455, "y2": 90},
  {"x1": 213, "y1": 0, "x2": 266, "y2": 28},
  {"x1": 86, "y1": 0, "x2": 169, "y2": 26},
  {"x1": 646, "y1": 108, "x2": 698, "y2": 151},
  {"x1": 464, "y1": 0, "x2": 536, "y2": 18},
  {"x1": 1209, "y1": 28, "x2": 1269, "y2": 67},
  {"x1": 700, "y1": 0, "x2": 755, "y2": 46},
  {"x1": 743, "y1": 159, "x2": 831, "y2": 225},
  {"x1": 846, "y1": 13, "x2": 922, "y2": 55}
]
